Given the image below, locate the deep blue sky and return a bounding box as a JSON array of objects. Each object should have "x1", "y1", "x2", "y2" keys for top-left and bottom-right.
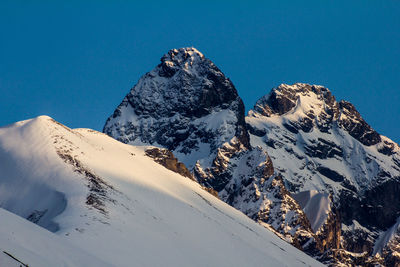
[{"x1": 1, "y1": 1, "x2": 399, "y2": 142}]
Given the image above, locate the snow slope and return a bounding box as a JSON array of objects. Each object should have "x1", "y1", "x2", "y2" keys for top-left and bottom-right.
[
  {"x1": 0, "y1": 116, "x2": 323, "y2": 267},
  {"x1": 292, "y1": 190, "x2": 331, "y2": 232},
  {"x1": 0, "y1": 208, "x2": 108, "y2": 267}
]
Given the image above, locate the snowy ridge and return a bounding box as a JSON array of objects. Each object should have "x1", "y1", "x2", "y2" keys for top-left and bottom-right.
[{"x1": 0, "y1": 116, "x2": 323, "y2": 267}]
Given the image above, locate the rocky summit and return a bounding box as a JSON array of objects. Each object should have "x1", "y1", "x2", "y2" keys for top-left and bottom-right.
[
  {"x1": 104, "y1": 47, "x2": 249, "y2": 168},
  {"x1": 104, "y1": 48, "x2": 400, "y2": 266}
]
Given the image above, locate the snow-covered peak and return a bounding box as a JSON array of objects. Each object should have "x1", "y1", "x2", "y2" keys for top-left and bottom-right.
[
  {"x1": 3, "y1": 115, "x2": 53, "y2": 129},
  {"x1": 249, "y1": 82, "x2": 389, "y2": 147},
  {"x1": 156, "y1": 47, "x2": 212, "y2": 79},
  {"x1": 252, "y1": 83, "x2": 336, "y2": 118},
  {"x1": 104, "y1": 47, "x2": 249, "y2": 168},
  {"x1": 160, "y1": 47, "x2": 205, "y2": 71},
  {"x1": 247, "y1": 83, "x2": 400, "y2": 265},
  {"x1": 248, "y1": 82, "x2": 400, "y2": 194},
  {"x1": 0, "y1": 116, "x2": 324, "y2": 267}
]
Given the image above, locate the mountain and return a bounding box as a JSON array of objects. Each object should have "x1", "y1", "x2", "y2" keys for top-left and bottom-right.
[
  {"x1": 104, "y1": 47, "x2": 249, "y2": 169},
  {"x1": 104, "y1": 47, "x2": 326, "y2": 255},
  {"x1": 104, "y1": 48, "x2": 400, "y2": 266},
  {"x1": 247, "y1": 83, "x2": 400, "y2": 265},
  {"x1": 0, "y1": 115, "x2": 322, "y2": 267}
]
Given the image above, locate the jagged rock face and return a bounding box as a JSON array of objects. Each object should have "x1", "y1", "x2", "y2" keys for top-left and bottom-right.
[
  {"x1": 372, "y1": 217, "x2": 400, "y2": 267},
  {"x1": 254, "y1": 84, "x2": 337, "y2": 116},
  {"x1": 104, "y1": 49, "x2": 319, "y2": 259},
  {"x1": 316, "y1": 207, "x2": 341, "y2": 252},
  {"x1": 380, "y1": 224, "x2": 400, "y2": 267},
  {"x1": 338, "y1": 101, "x2": 381, "y2": 146},
  {"x1": 144, "y1": 147, "x2": 193, "y2": 180},
  {"x1": 247, "y1": 83, "x2": 400, "y2": 265},
  {"x1": 104, "y1": 47, "x2": 249, "y2": 169},
  {"x1": 103, "y1": 47, "x2": 253, "y2": 201},
  {"x1": 200, "y1": 142, "x2": 319, "y2": 253},
  {"x1": 253, "y1": 83, "x2": 338, "y2": 134}
]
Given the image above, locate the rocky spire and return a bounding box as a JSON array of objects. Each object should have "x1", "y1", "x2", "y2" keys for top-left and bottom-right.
[{"x1": 103, "y1": 47, "x2": 249, "y2": 168}]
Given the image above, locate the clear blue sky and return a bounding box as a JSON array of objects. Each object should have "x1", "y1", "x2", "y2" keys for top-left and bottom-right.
[{"x1": 1, "y1": 1, "x2": 399, "y2": 142}]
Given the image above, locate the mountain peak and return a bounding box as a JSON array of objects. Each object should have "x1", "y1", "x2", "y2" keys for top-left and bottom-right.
[
  {"x1": 0, "y1": 116, "x2": 325, "y2": 267},
  {"x1": 104, "y1": 47, "x2": 249, "y2": 166},
  {"x1": 250, "y1": 83, "x2": 385, "y2": 146},
  {"x1": 162, "y1": 47, "x2": 204, "y2": 64},
  {"x1": 252, "y1": 83, "x2": 337, "y2": 118},
  {"x1": 158, "y1": 47, "x2": 207, "y2": 77}
]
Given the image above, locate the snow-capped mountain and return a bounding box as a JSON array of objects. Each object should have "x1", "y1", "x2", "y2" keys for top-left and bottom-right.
[
  {"x1": 3, "y1": 47, "x2": 395, "y2": 266},
  {"x1": 247, "y1": 83, "x2": 400, "y2": 265},
  {"x1": 104, "y1": 47, "x2": 249, "y2": 169},
  {"x1": 104, "y1": 48, "x2": 332, "y2": 260},
  {"x1": 0, "y1": 115, "x2": 322, "y2": 267},
  {"x1": 104, "y1": 48, "x2": 400, "y2": 266}
]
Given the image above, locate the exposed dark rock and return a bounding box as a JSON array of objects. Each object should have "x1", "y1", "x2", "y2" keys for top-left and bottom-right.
[
  {"x1": 317, "y1": 167, "x2": 345, "y2": 182},
  {"x1": 338, "y1": 101, "x2": 381, "y2": 146},
  {"x1": 56, "y1": 150, "x2": 114, "y2": 215},
  {"x1": 341, "y1": 179, "x2": 358, "y2": 192},
  {"x1": 378, "y1": 140, "x2": 397, "y2": 156},
  {"x1": 246, "y1": 123, "x2": 266, "y2": 137},
  {"x1": 361, "y1": 177, "x2": 400, "y2": 229},
  {"x1": 298, "y1": 116, "x2": 314, "y2": 133},
  {"x1": 283, "y1": 122, "x2": 299, "y2": 134},
  {"x1": 317, "y1": 206, "x2": 341, "y2": 252},
  {"x1": 337, "y1": 190, "x2": 361, "y2": 226},
  {"x1": 319, "y1": 249, "x2": 383, "y2": 267},
  {"x1": 381, "y1": 226, "x2": 400, "y2": 267},
  {"x1": 201, "y1": 186, "x2": 220, "y2": 198},
  {"x1": 341, "y1": 226, "x2": 376, "y2": 254},
  {"x1": 335, "y1": 177, "x2": 400, "y2": 259},
  {"x1": 27, "y1": 209, "x2": 48, "y2": 224},
  {"x1": 304, "y1": 138, "x2": 343, "y2": 159},
  {"x1": 254, "y1": 175, "x2": 321, "y2": 255},
  {"x1": 394, "y1": 157, "x2": 400, "y2": 169},
  {"x1": 145, "y1": 147, "x2": 194, "y2": 180},
  {"x1": 261, "y1": 90, "x2": 297, "y2": 116}
]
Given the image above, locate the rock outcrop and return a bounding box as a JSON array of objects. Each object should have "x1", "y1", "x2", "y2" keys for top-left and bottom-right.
[{"x1": 145, "y1": 147, "x2": 193, "y2": 179}]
